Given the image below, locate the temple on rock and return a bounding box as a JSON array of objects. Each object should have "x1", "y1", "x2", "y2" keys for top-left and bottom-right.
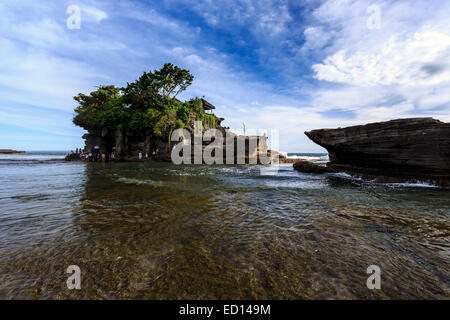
[
  {"x1": 82, "y1": 99, "x2": 269, "y2": 163},
  {"x1": 72, "y1": 63, "x2": 272, "y2": 164}
]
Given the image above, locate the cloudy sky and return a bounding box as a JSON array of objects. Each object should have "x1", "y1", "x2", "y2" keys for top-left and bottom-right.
[{"x1": 1, "y1": 0, "x2": 449, "y2": 152}]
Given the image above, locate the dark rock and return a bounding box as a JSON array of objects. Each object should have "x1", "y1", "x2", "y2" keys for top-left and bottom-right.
[
  {"x1": 305, "y1": 118, "x2": 450, "y2": 186},
  {"x1": 293, "y1": 160, "x2": 332, "y2": 174}
]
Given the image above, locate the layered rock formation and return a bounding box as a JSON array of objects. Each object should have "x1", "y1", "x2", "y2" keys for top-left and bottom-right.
[{"x1": 301, "y1": 118, "x2": 450, "y2": 185}]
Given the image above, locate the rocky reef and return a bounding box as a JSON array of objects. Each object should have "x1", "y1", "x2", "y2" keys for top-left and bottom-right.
[
  {"x1": 0, "y1": 149, "x2": 25, "y2": 154},
  {"x1": 297, "y1": 118, "x2": 450, "y2": 186}
]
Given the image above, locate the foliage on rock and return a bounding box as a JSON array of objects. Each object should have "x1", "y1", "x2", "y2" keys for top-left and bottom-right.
[{"x1": 73, "y1": 64, "x2": 215, "y2": 139}]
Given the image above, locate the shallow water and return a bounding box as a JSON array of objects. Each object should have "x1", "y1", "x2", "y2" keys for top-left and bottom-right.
[{"x1": 0, "y1": 155, "x2": 449, "y2": 299}]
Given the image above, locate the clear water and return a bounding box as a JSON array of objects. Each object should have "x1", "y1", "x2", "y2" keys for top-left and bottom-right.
[{"x1": 0, "y1": 153, "x2": 448, "y2": 299}]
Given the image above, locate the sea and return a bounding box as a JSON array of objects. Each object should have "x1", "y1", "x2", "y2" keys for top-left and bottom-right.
[{"x1": 0, "y1": 152, "x2": 448, "y2": 299}]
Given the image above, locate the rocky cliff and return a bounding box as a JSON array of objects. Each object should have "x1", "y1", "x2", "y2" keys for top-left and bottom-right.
[
  {"x1": 82, "y1": 115, "x2": 271, "y2": 164},
  {"x1": 302, "y1": 118, "x2": 450, "y2": 185}
]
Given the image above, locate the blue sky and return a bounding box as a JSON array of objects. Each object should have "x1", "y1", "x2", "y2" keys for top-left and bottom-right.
[{"x1": 1, "y1": 0, "x2": 450, "y2": 152}]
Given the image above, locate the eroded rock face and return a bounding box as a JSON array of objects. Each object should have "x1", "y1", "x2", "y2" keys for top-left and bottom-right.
[
  {"x1": 304, "y1": 118, "x2": 450, "y2": 185},
  {"x1": 82, "y1": 126, "x2": 270, "y2": 163}
]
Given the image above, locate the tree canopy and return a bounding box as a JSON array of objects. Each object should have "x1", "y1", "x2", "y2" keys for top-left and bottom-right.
[{"x1": 72, "y1": 63, "x2": 215, "y2": 140}]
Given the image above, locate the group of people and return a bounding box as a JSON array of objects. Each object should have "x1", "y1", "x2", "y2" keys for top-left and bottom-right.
[
  {"x1": 68, "y1": 148, "x2": 84, "y2": 156},
  {"x1": 82, "y1": 147, "x2": 118, "y2": 162},
  {"x1": 65, "y1": 148, "x2": 85, "y2": 161},
  {"x1": 138, "y1": 149, "x2": 159, "y2": 160},
  {"x1": 66, "y1": 147, "x2": 117, "y2": 162},
  {"x1": 66, "y1": 146, "x2": 160, "y2": 162}
]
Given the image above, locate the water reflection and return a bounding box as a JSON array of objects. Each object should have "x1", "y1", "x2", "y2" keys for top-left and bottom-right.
[{"x1": 0, "y1": 161, "x2": 448, "y2": 299}]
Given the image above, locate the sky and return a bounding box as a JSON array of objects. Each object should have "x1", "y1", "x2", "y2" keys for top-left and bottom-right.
[{"x1": 1, "y1": 0, "x2": 450, "y2": 152}]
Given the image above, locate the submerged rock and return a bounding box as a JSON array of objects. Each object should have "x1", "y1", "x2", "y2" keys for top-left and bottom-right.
[
  {"x1": 304, "y1": 118, "x2": 450, "y2": 186},
  {"x1": 293, "y1": 160, "x2": 332, "y2": 174}
]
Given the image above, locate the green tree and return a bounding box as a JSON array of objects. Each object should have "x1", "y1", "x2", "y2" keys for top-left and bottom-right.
[
  {"x1": 153, "y1": 63, "x2": 194, "y2": 99},
  {"x1": 72, "y1": 85, "x2": 125, "y2": 130},
  {"x1": 72, "y1": 63, "x2": 212, "y2": 141},
  {"x1": 121, "y1": 63, "x2": 194, "y2": 110}
]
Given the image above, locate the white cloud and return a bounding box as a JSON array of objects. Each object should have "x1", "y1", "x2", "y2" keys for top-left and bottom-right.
[
  {"x1": 313, "y1": 30, "x2": 450, "y2": 86},
  {"x1": 0, "y1": 45, "x2": 103, "y2": 111},
  {"x1": 0, "y1": 1, "x2": 133, "y2": 113},
  {"x1": 165, "y1": 0, "x2": 293, "y2": 39},
  {"x1": 118, "y1": 3, "x2": 200, "y2": 38},
  {"x1": 156, "y1": 0, "x2": 450, "y2": 151},
  {"x1": 300, "y1": 0, "x2": 450, "y2": 138},
  {"x1": 7, "y1": 16, "x2": 125, "y2": 52},
  {"x1": 302, "y1": 26, "x2": 333, "y2": 51},
  {"x1": 83, "y1": 6, "x2": 108, "y2": 22},
  {"x1": 2, "y1": 0, "x2": 450, "y2": 152}
]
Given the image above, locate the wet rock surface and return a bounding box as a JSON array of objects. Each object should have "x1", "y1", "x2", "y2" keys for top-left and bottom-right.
[
  {"x1": 293, "y1": 161, "x2": 332, "y2": 174},
  {"x1": 303, "y1": 118, "x2": 450, "y2": 186}
]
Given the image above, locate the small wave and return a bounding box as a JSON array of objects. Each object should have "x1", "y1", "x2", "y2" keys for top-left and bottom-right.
[
  {"x1": 383, "y1": 181, "x2": 439, "y2": 188},
  {"x1": 329, "y1": 172, "x2": 364, "y2": 181},
  {"x1": 0, "y1": 154, "x2": 66, "y2": 162},
  {"x1": 329, "y1": 172, "x2": 439, "y2": 188},
  {"x1": 285, "y1": 154, "x2": 329, "y2": 162},
  {"x1": 116, "y1": 177, "x2": 163, "y2": 186},
  {"x1": 218, "y1": 166, "x2": 256, "y2": 174}
]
